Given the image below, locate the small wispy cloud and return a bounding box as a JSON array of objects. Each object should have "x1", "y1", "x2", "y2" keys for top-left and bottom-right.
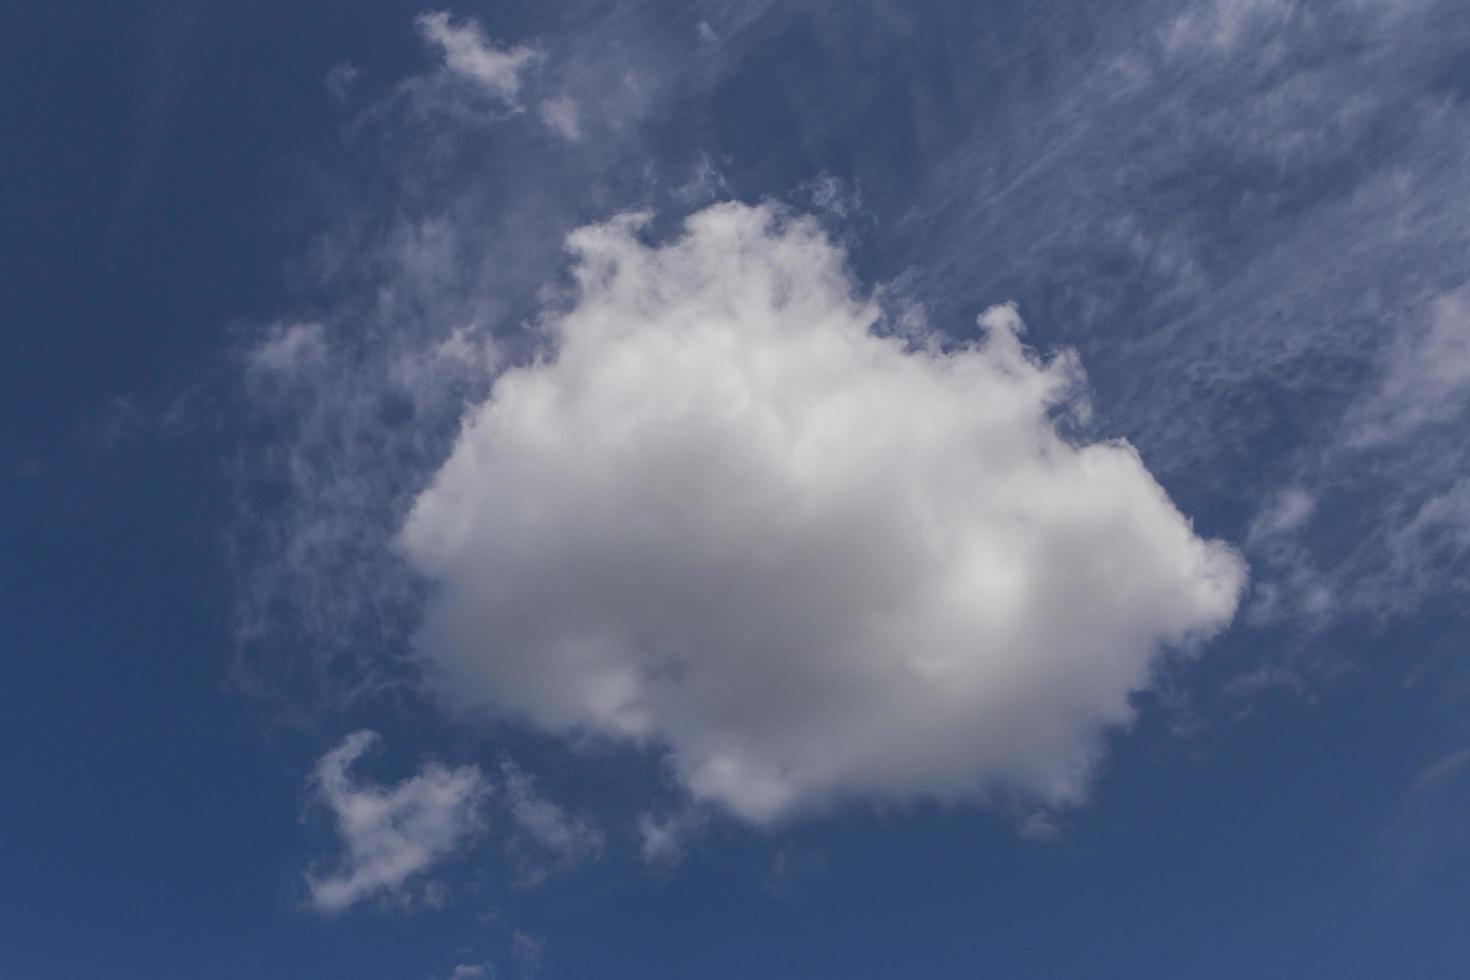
[
  {"x1": 636, "y1": 807, "x2": 707, "y2": 869},
  {"x1": 510, "y1": 930, "x2": 544, "y2": 977},
  {"x1": 539, "y1": 96, "x2": 579, "y2": 140},
  {"x1": 1383, "y1": 745, "x2": 1470, "y2": 884},
  {"x1": 498, "y1": 760, "x2": 603, "y2": 886},
  {"x1": 324, "y1": 62, "x2": 363, "y2": 101},
  {"x1": 415, "y1": 11, "x2": 539, "y2": 106},
  {"x1": 1351, "y1": 284, "x2": 1470, "y2": 446},
  {"x1": 304, "y1": 732, "x2": 491, "y2": 913},
  {"x1": 1160, "y1": 0, "x2": 1296, "y2": 55},
  {"x1": 246, "y1": 322, "x2": 327, "y2": 376}
]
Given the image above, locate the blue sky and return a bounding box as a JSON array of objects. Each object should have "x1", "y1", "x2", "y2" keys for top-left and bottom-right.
[{"x1": 5, "y1": 1, "x2": 1470, "y2": 977}]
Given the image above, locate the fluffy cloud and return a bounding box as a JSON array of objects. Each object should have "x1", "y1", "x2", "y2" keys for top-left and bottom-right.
[
  {"x1": 397, "y1": 202, "x2": 1245, "y2": 823},
  {"x1": 416, "y1": 11, "x2": 538, "y2": 105},
  {"x1": 305, "y1": 732, "x2": 490, "y2": 913}
]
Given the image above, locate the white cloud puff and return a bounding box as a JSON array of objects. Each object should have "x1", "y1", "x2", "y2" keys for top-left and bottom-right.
[
  {"x1": 416, "y1": 11, "x2": 538, "y2": 105},
  {"x1": 398, "y1": 202, "x2": 1246, "y2": 823},
  {"x1": 305, "y1": 732, "x2": 490, "y2": 912}
]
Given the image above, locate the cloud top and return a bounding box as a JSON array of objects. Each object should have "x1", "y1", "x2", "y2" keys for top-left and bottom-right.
[{"x1": 399, "y1": 202, "x2": 1246, "y2": 823}]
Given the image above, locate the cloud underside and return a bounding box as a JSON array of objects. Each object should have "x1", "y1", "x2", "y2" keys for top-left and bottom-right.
[{"x1": 398, "y1": 202, "x2": 1245, "y2": 823}]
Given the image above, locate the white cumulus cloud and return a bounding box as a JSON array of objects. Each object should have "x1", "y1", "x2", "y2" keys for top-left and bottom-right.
[
  {"x1": 397, "y1": 202, "x2": 1246, "y2": 824},
  {"x1": 305, "y1": 731, "x2": 491, "y2": 913}
]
